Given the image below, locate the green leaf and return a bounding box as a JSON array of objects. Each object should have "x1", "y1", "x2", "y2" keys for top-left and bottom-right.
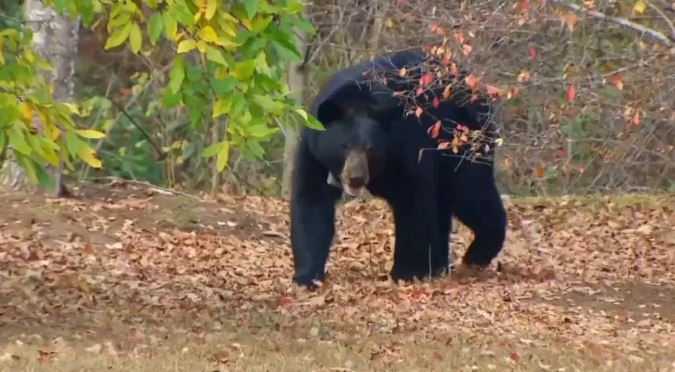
[
  {"x1": 66, "y1": 130, "x2": 85, "y2": 156},
  {"x1": 212, "y1": 76, "x2": 238, "y2": 95},
  {"x1": 234, "y1": 59, "x2": 256, "y2": 79},
  {"x1": 163, "y1": 12, "x2": 178, "y2": 39},
  {"x1": 247, "y1": 123, "x2": 278, "y2": 138},
  {"x1": 267, "y1": 28, "x2": 302, "y2": 60},
  {"x1": 75, "y1": 129, "x2": 106, "y2": 139},
  {"x1": 0, "y1": 130, "x2": 7, "y2": 152},
  {"x1": 205, "y1": 46, "x2": 228, "y2": 66},
  {"x1": 201, "y1": 141, "x2": 223, "y2": 158},
  {"x1": 244, "y1": 0, "x2": 259, "y2": 19},
  {"x1": 295, "y1": 108, "x2": 324, "y2": 130},
  {"x1": 251, "y1": 16, "x2": 273, "y2": 33},
  {"x1": 291, "y1": 15, "x2": 317, "y2": 35},
  {"x1": 216, "y1": 140, "x2": 230, "y2": 171},
  {"x1": 169, "y1": 56, "x2": 185, "y2": 93},
  {"x1": 16, "y1": 153, "x2": 38, "y2": 184},
  {"x1": 245, "y1": 139, "x2": 265, "y2": 159},
  {"x1": 104, "y1": 22, "x2": 131, "y2": 50},
  {"x1": 148, "y1": 13, "x2": 164, "y2": 45},
  {"x1": 162, "y1": 88, "x2": 182, "y2": 107},
  {"x1": 285, "y1": 0, "x2": 305, "y2": 13},
  {"x1": 253, "y1": 94, "x2": 284, "y2": 114},
  {"x1": 7, "y1": 125, "x2": 31, "y2": 155},
  {"x1": 129, "y1": 22, "x2": 142, "y2": 53}
]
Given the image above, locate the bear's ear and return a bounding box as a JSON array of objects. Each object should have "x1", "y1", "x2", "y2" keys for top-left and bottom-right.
[{"x1": 368, "y1": 89, "x2": 405, "y2": 125}]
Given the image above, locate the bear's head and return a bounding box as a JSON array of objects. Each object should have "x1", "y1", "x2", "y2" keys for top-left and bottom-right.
[{"x1": 309, "y1": 83, "x2": 404, "y2": 197}]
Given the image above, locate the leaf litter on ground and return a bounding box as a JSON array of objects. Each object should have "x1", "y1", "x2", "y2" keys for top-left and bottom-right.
[{"x1": 0, "y1": 183, "x2": 674, "y2": 371}]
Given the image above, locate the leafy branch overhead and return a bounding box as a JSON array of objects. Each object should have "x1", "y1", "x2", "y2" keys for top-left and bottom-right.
[{"x1": 1, "y1": 0, "x2": 320, "y2": 188}]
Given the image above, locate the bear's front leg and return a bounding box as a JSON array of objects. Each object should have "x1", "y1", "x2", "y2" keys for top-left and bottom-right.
[{"x1": 290, "y1": 139, "x2": 342, "y2": 288}]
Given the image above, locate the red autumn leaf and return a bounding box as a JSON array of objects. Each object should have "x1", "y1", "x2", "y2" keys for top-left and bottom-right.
[
  {"x1": 428, "y1": 120, "x2": 442, "y2": 138},
  {"x1": 529, "y1": 46, "x2": 537, "y2": 58},
  {"x1": 433, "y1": 96, "x2": 440, "y2": 108},
  {"x1": 462, "y1": 43, "x2": 473, "y2": 56},
  {"x1": 611, "y1": 74, "x2": 624, "y2": 90},
  {"x1": 567, "y1": 84, "x2": 576, "y2": 103},
  {"x1": 279, "y1": 296, "x2": 293, "y2": 307},
  {"x1": 464, "y1": 74, "x2": 479, "y2": 90},
  {"x1": 120, "y1": 88, "x2": 132, "y2": 96},
  {"x1": 429, "y1": 23, "x2": 445, "y2": 35},
  {"x1": 486, "y1": 84, "x2": 505, "y2": 97},
  {"x1": 421, "y1": 72, "x2": 434, "y2": 86},
  {"x1": 450, "y1": 63, "x2": 459, "y2": 75},
  {"x1": 454, "y1": 31, "x2": 465, "y2": 44},
  {"x1": 416, "y1": 86, "x2": 425, "y2": 96},
  {"x1": 517, "y1": 0, "x2": 530, "y2": 12},
  {"x1": 437, "y1": 141, "x2": 451, "y2": 149},
  {"x1": 555, "y1": 147, "x2": 568, "y2": 159},
  {"x1": 410, "y1": 289, "x2": 431, "y2": 300},
  {"x1": 456, "y1": 124, "x2": 469, "y2": 133},
  {"x1": 415, "y1": 106, "x2": 424, "y2": 118},
  {"x1": 510, "y1": 352, "x2": 522, "y2": 363}
]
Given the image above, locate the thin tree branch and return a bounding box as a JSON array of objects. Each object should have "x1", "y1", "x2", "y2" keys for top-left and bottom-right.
[
  {"x1": 550, "y1": 0, "x2": 675, "y2": 47},
  {"x1": 646, "y1": 0, "x2": 675, "y2": 41}
]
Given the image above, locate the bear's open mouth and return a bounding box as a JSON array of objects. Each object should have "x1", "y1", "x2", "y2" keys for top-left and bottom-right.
[{"x1": 344, "y1": 184, "x2": 364, "y2": 197}]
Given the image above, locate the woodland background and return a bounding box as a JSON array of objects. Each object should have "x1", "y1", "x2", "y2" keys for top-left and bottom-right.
[{"x1": 2, "y1": 0, "x2": 673, "y2": 197}]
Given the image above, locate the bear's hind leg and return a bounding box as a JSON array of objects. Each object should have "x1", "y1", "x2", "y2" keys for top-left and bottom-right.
[{"x1": 453, "y1": 165, "x2": 507, "y2": 267}]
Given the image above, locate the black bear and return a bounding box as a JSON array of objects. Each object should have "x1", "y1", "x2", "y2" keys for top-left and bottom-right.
[{"x1": 290, "y1": 49, "x2": 507, "y2": 288}]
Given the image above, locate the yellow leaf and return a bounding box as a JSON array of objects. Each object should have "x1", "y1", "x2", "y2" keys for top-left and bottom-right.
[
  {"x1": 196, "y1": 40, "x2": 207, "y2": 53},
  {"x1": 19, "y1": 102, "x2": 33, "y2": 124},
  {"x1": 199, "y1": 26, "x2": 218, "y2": 42},
  {"x1": 75, "y1": 129, "x2": 106, "y2": 139},
  {"x1": 216, "y1": 141, "x2": 230, "y2": 171},
  {"x1": 212, "y1": 96, "x2": 231, "y2": 119},
  {"x1": 79, "y1": 146, "x2": 103, "y2": 168},
  {"x1": 129, "y1": 22, "x2": 142, "y2": 53},
  {"x1": 633, "y1": 0, "x2": 647, "y2": 13},
  {"x1": 177, "y1": 39, "x2": 197, "y2": 53},
  {"x1": 205, "y1": 0, "x2": 218, "y2": 20},
  {"x1": 534, "y1": 165, "x2": 545, "y2": 178}
]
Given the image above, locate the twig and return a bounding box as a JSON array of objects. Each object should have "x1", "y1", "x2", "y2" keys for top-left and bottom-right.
[
  {"x1": 646, "y1": 0, "x2": 675, "y2": 41},
  {"x1": 85, "y1": 176, "x2": 203, "y2": 201},
  {"x1": 550, "y1": 0, "x2": 675, "y2": 47}
]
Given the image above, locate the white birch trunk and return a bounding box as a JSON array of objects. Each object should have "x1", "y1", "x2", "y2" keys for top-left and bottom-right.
[{"x1": 1, "y1": 0, "x2": 79, "y2": 196}]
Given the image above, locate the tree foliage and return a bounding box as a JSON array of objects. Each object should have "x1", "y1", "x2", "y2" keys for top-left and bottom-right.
[{"x1": 1, "y1": 0, "x2": 319, "y2": 189}]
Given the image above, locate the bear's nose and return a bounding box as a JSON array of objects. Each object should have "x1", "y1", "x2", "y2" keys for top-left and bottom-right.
[{"x1": 347, "y1": 176, "x2": 367, "y2": 188}]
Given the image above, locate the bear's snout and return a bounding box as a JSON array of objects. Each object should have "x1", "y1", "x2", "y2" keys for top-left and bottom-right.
[{"x1": 341, "y1": 150, "x2": 369, "y2": 196}]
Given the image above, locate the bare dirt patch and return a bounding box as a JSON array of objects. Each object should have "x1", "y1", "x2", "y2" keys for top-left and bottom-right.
[{"x1": 1, "y1": 183, "x2": 674, "y2": 371}]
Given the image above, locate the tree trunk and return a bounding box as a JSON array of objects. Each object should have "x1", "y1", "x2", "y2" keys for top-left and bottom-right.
[
  {"x1": 1, "y1": 1, "x2": 79, "y2": 196},
  {"x1": 280, "y1": 10, "x2": 310, "y2": 198}
]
